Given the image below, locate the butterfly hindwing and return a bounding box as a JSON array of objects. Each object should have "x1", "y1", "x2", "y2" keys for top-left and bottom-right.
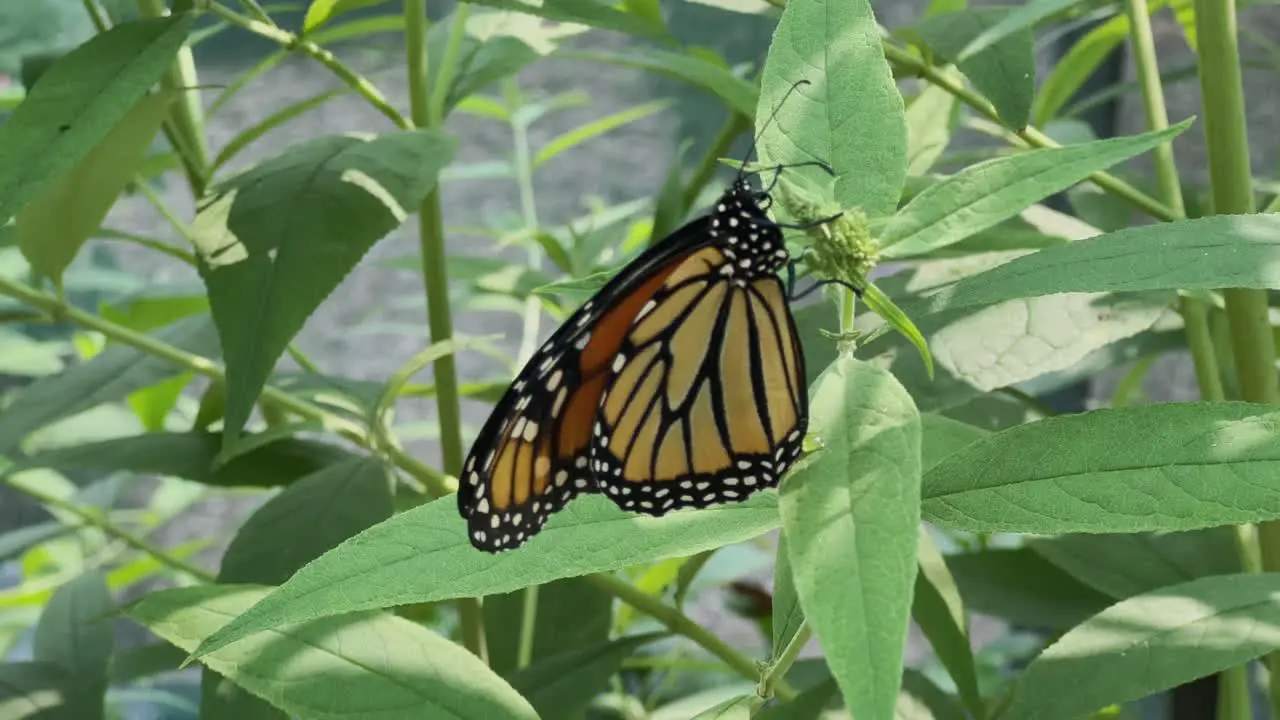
[
  {"x1": 459, "y1": 221, "x2": 714, "y2": 551},
  {"x1": 589, "y1": 193, "x2": 808, "y2": 515}
]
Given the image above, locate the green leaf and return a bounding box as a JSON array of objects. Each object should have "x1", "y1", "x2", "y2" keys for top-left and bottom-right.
[
  {"x1": 534, "y1": 270, "x2": 614, "y2": 310},
  {"x1": 192, "y1": 130, "x2": 456, "y2": 446},
  {"x1": 13, "y1": 431, "x2": 358, "y2": 489},
  {"x1": 563, "y1": 48, "x2": 757, "y2": 116},
  {"x1": 947, "y1": 548, "x2": 1112, "y2": 630},
  {"x1": 907, "y1": 213, "x2": 1280, "y2": 315},
  {"x1": 924, "y1": 402, "x2": 1280, "y2": 534},
  {"x1": 0, "y1": 16, "x2": 193, "y2": 222},
  {"x1": 912, "y1": 530, "x2": 983, "y2": 719},
  {"x1": 534, "y1": 100, "x2": 672, "y2": 167},
  {"x1": 1029, "y1": 528, "x2": 1241, "y2": 600},
  {"x1": 905, "y1": 81, "x2": 959, "y2": 176},
  {"x1": 127, "y1": 585, "x2": 539, "y2": 720},
  {"x1": 920, "y1": 413, "x2": 988, "y2": 472},
  {"x1": 879, "y1": 120, "x2": 1192, "y2": 258},
  {"x1": 0, "y1": 662, "x2": 71, "y2": 719},
  {"x1": 1003, "y1": 573, "x2": 1280, "y2": 719},
  {"x1": 507, "y1": 634, "x2": 663, "y2": 718},
  {"x1": 757, "y1": 0, "x2": 906, "y2": 217},
  {"x1": 219, "y1": 457, "x2": 393, "y2": 584},
  {"x1": 0, "y1": 316, "x2": 219, "y2": 454},
  {"x1": 466, "y1": 0, "x2": 672, "y2": 43},
  {"x1": 0, "y1": 330, "x2": 64, "y2": 377},
  {"x1": 690, "y1": 695, "x2": 754, "y2": 719},
  {"x1": 17, "y1": 92, "x2": 170, "y2": 285},
  {"x1": 955, "y1": 0, "x2": 1080, "y2": 60},
  {"x1": 109, "y1": 642, "x2": 187, "y2": 684},
  {"x1": 100, "y1": 296, "x2": 209, "y2": 432},
  {"x1": 770, "y1": 534, "x2": 803, "y2": 655},
  {"x1": 485, "y1": 578, "x2": 612, "y2": 677},
  {"x1": 861, "y1": 279, "x2": 933, "y2": 378},
  {"x1": 430, "y1": 12, "x2": 541, "y2": 113},
  {"x1": 916, "y1": 7, "x2": 1034, "y2": 129},
  {"x1": 190, "y1": 492, "x2": 780, "y2": 659},
  {"x1": 778, "y1": 358, "x2": 922, "y2": 719},
  {"x1": 302, "y1": 0, "x2": 391, "y2": 32},
  {"x1": 34, "y1": 571, "x2": 112, "y2": 720}
]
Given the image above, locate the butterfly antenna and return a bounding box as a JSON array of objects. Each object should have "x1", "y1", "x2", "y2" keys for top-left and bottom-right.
[{"x1": 736, "y1": 79, "x2": 812, "y2": 183}]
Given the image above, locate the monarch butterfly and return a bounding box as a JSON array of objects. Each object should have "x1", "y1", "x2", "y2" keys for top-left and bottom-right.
[{"x1": 458, "y1": 86, "x2": 844, "y2": 552}]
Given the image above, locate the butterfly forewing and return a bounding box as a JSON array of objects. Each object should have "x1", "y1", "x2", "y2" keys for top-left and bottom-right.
[
  {"x1": 458, "y1": 223, "x2": 712, "y2": 551},
  {"x1": 589, "y1": 188, "x2": 808, "y2": 514}
]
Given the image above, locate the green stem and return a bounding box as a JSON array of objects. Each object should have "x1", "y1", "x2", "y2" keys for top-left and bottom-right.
[
  {"x1": 1128, "y1": 3, "x2": 1240, "y2": 716},
  {"x1": 0, "y1": 274, "x2": 451, "y2": 493},
  {"x1": 757, "y1": 621, "x2": 811, "y2": 701},
  {"x1": 428, "y1": 4, "x2": 470, "y2": 126},
  {"x1": 1193, "y1": 1, "x2": 1278, "y2": 717},
  {"x1": 80, "y1": 0, "x2": 108, "y2": 31},
  {"x1": 511, "y1": 105, "x2": 544, "y2": 366},
  {"x1": 207, "y1": 2, "x2": 411, "y2": 130},
  {"x1": 516, "y1": 584, "x2": 539, "y2": 669},
  {"x1": 3, "y1": 474, "x2": 214, "y2": 583},
  {"x1": 587, "y1": 573, "x2": 797, "y2": 701},
  {"x1": 404, "y1": 0, "x2": 487, "y2": 664},
  {"x1": 137, "y1": 0, "x2": 211, "y2": 195},
  {"x1": 880, "y1": 42, "x2": 1178, "y2": 223}
]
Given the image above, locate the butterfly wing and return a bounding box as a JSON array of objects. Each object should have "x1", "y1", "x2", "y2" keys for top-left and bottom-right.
[
  {"x1": 589, "y1": 243, "x2": 808, "y2": 513},
  {"x1": 459, "y1": 220, "x2": 715, "y2": 552}
]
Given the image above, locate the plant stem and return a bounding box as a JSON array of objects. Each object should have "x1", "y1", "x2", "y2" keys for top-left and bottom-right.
[
  {"x1": 757, "y1": 621, "x2": 811, "y2": 701},
  {"x1": 880, "y1": 43, "x2": 1178, "y2": 223},
  {"x1": 3, "y1": 474, "x2": 214, "y2": 583},
  {"x1": 511, "y1": 106, "x2": 545, "y2": 366},
  {"x1": 516, "y1": 584, "x2": 539, "y2": 669},
  {"x1": 1127, "y1": 3, "x2": 1243, "y2": 715},
  {"x1": 207, "y1": 2, "x2": 411, "y2": 130},
  {"x1": 1193, "y1": 1, "x2": 1278, "y2": 717},
  {"x1": 137, "y1": 0, "x2": 211, "y2": 195},
  {"x1": 404, "y1": 0, "x2": 487, "y2": 664},
  {"x1": 587, "y1": 573, "x2": 797, "y2": 701}
]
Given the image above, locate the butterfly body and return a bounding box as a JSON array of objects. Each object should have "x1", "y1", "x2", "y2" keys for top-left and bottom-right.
[{"x1": 459, "y1": 178, "x2": 808, "y2": 552}]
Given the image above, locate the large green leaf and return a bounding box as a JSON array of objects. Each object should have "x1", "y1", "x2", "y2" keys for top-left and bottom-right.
[
  {"x1": 1003, "y1": 573, "x2": 1280, "y2": 719},
  {"x1": 909, "y1": 213, "x2": 1280, "y2": 315},
  {"x1": 192, "y1": 131, "x2": 455, "y2": 445},
  {"x1": 219, "y1": 456, "x2": 393, "y2": 583},
  {"x1": 127, "y1": 585, "x2": 538, "y2": 720},
  {"x1": 916, "y1": 7, "x2": 1034, "y2": 129},
  {"x1": 11, "y1": 431, "x2": 357, "y2": 489},
  {"x1": 507, "y1": 634, "x2": 663, "y2": 719},
  {"x1": 0, "y1": 16, "x2": 192, "y2": 222},
  {"x1": 485, "y1": 577, "x2": 612, "y2": 677},
  {"x1": 924, "y1": 402, "x2": 1280, "y2": 534},
  {"x1": 0, "y1": 316, "x2": 220, "y2": 454},
  {"x1": 879, "y1": 120, "x2": 1192, "y2": 258},
  {"x1": 192, "y1": 492, "x2": 780, "y2": 658},
  {"x1": 946, "y1": 548, "x2": 1112, "y2": 630},
  {"x1": 756, "y1": 0, "x2": 906, "y2": 217},
  {"x1": 920, "y1": 413, "x2": 988, "y2": 472},
  {"x1": 770, "y1": 534, "x2": 803, "y2": 654},
  {"x1": 779, "y1": 358, "x2": 921, "y2": 719},
  {"x1": 18, "y1": 93, "x2": 170, "y2": 286},
  {"x1": 33, "y1": 571, "x2": 112, "y2": 720},
  {"x1": 1030, "y1": 528, "x2": 1241, "y2": 600}
]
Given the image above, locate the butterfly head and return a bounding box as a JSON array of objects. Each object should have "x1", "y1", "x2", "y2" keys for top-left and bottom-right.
[{"x1": 709, "y1": 180, "x2": 788, "y2": 276}]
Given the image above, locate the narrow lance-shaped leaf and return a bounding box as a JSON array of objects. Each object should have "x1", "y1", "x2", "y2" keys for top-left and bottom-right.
[
  {"x1": 912, "y1": 529, "x2": 983, "y2": 719},
  {"x1": 18, "y1": 93, "x2": 171, "y2": 286},
  {"x1": 128, "y1": 585, "x2": 539, "y2": 720},
  {"x1": 192, "y1": 131, "x2": 456, "y2": 447},
  {"x1": 906, "y1": 213, "x2": 1280, "y2": 316},
  {"x1": 190, "y1": 492, "x2": 780, "y2": 659},
  {"x1": 0, "y1": 15, "x2": 193, "y2": 221},
  {"x1": 34, "y1": 571, "x2": 113, "y2": 720},
  {"x1": 779, "y1": 357, "x2": 922, "y2": 718},
  {"x1": 1003, "y1": 573, "x2": 1280, "y2": 720},
  {"x1": 757, "y1": 0, "x2": 906, "y2": 217},
  {"x1": 879, "y1": 120, "x2": 1192, "y2": 259},
  {"x1": 924, "y1": 402, "x2": 1280, "y2": 535}
]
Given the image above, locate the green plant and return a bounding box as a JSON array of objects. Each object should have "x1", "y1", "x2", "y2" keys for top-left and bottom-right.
[{"x1": 1, "y1": 0, "x2": 1279, "y2": 718}]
